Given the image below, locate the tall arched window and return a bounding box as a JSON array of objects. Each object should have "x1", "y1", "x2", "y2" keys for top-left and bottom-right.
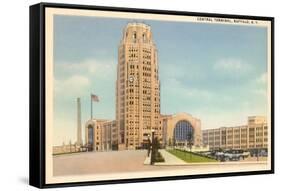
[
  {"x1": 143, "y1": 33, "x2": 146, "y2": 42},
  {"x1": 133, "y1": 32, "x2": 137, "y2": 42},
  {"x1": 88, "y1": 125, "x2": 94, "y2": 151},
  {"x1": 173, "y1": 120, "x2": 194, "y2": 142}
]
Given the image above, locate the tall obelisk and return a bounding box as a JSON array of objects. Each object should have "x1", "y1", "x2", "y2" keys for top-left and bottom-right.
[{"x1": 77, "y1": 97, "x2": 82, "y2": 146}]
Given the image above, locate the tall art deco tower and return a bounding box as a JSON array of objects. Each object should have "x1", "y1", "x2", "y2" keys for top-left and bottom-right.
[{"x1": 116, "y1": 23, "x2": 161, "y2": 150}]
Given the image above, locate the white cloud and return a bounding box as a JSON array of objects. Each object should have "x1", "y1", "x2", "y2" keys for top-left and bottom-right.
[
  {"x1": 55, "y1": 58, "x2": 116, "y2": 77},
  {"x1": 54, "y1": 58, "x2": 116, "y2": 97},
  {"x1": 164, "y1": 78, "x2": 214, "y2": 100},
  {"x1": 63, "y1": 75, "x2": 90, "y2": 87},
  {"x1": 55, "y1": 75, "x2": 90, "y2": 96},
  {"x1": 256, "y1": 72, "x2": 267, "y2": 84},
  {"x1": 160, "y1": 61, "x2": 205, "y2": 82},
  {"x1": 253, "y1": 89, "x2": 267, "y2": 97},
  {"x1": 251, "y1": 72, "x2": 267, "y2": 97},
  {"x1": 213, "y1": 58, "x2": 251, "y2": 72}
]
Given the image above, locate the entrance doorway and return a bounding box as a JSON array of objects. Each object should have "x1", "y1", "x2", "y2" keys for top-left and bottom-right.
[{"x1": 88, "y1": 125, "x2": 94, "y2": 151}]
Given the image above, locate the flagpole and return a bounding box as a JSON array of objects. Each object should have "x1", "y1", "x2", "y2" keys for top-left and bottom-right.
[{"x1": 91, "y1": 94, "x2": 93, "y2": 119}]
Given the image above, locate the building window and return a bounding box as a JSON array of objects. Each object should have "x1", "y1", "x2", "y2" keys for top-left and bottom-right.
[
  {"x1": 174, "y1": 120, "x2": 194, "y2": 142},
  {"x1": 143, "y1": 33, "x2": 146, "y2": 42},
  {"x1": 133, "y1": 32, "x2": 137, "y2": 42},
  {"x1": 87, "y1": 125, "x2": 94, "y2": 151}
]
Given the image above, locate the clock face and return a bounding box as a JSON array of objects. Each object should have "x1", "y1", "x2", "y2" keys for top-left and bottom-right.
[{"x1": 129, "y1": 76, "x2": 134, "y2": 82}]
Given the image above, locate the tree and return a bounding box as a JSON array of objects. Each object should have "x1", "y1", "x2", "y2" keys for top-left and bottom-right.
[
  {"x1": 168, "y1": 138, "x2": 172, "y2": 147},
  {"x1": 187, "y1": 138, "x2": 194, "y2": 161}
]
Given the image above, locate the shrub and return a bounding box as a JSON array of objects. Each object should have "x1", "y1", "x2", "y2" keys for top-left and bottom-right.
[{"x1": 155, "y1": 151, "x2": 165, "y2": 162}]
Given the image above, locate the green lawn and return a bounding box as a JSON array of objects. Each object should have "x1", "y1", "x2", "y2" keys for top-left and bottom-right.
[{"x1": 167, "y1": 149, "x2": 217, "y2": 163}]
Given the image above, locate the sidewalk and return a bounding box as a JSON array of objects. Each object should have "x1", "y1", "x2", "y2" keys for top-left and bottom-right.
[
  {"x1": 157, "y1": 149, "x2": 186, "y2": 165},
  {"x1": 143, "y1": 155, "x2": 151, "y2": 165},
  {"x1": 143, "y1": 149, "x2": 186, "y2": 165}
]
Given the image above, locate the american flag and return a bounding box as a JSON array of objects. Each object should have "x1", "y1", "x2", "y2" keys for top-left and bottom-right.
[{"x1": 91, "y1": 94, "x2": 99, "y2": 102}]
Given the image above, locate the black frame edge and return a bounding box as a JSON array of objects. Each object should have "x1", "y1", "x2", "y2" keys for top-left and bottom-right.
[
  {"x1": 29, "y1": 3, "x2": 45, "y2": 188},
  {"x1": 270, "y1": 17, "x2": 275, "y2": 174},
  {"x1": 29, "y1": 2, "x2": 275, "y2": 189}
]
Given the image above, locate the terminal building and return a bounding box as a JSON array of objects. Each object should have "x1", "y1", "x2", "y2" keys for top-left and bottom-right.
[
  {"x1": 160, "y1": 113, "x2": 202, "y2": 147},
  {"x1": 84, "y1": 112, "x2": 203, "y2": 152},
  {"x1": 202, "y1": 116, "x2": 268, "y2": 151},
  {"x1": 85, "y1": 119, "x2": 118, "y2": 151}
]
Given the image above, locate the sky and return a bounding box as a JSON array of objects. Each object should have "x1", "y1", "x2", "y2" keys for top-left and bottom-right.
[{"x1": 53, "y1": 15, "x2": 268, "y2": 146}]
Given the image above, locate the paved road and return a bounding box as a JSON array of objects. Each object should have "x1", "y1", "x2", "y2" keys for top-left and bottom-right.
[
  {"x1": 53, "y1": 150, "x2": 268, "y2": 176},
  {"x1": 54, "y1": 150, "x2": 156, "y2": 176}
]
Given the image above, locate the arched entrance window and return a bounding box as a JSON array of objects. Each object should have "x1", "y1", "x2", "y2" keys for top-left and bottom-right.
[
  {"x1": 173, "y1": 120, "x2": 194, "y2": 143},
  {"x1": 88, "y1": 125, "x2": 94, "y2": 151}
]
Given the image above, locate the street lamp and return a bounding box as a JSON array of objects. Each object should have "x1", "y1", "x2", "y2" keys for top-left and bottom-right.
[
  {"x1": 150, "y1": 129, "x2": 156, "y2": 165},
  {"x1": 147, "y1": 134, "x2": 151, "y2": 157},
  {"x1": 187, "y1": 137, "x2": 194, "y2": 161}
]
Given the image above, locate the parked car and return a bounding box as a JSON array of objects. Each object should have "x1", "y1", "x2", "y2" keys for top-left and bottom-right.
[
  {"x1": 249, "y1": 149, "x2": 268, "y2": 157},
  {"x1": 221, "y1": 150, "x2": 245, "y2": 161},
  {"x1": 242, "y1": 151, "x2": 250, "y2": 158},
  {"x1": 259, "y1": 150, "x2": 268, "y2": 157},
  {"x1": 214, "y1": 150, "x2": 249, "y2": 161},
  {"x1": 214, "y1": 151, "x2": 225, "y2": 160},
  {"x1": 199, "y1": 151, "x2": 211, "y2": 156}
]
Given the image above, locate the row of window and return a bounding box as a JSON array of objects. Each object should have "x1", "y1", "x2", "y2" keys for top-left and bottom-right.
[
  {"x1": 129, "y1": 54, "x2": 138, "y2": 58},
  {"x1": 143, "y1": 61, "x2": 151, "y2": 65},
  {"x1": 128, "y1": 48, "x2": 138, "y2": 52},
  {"x1": 143, "y1": 72, "x2": 151, "y2": 77}
]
